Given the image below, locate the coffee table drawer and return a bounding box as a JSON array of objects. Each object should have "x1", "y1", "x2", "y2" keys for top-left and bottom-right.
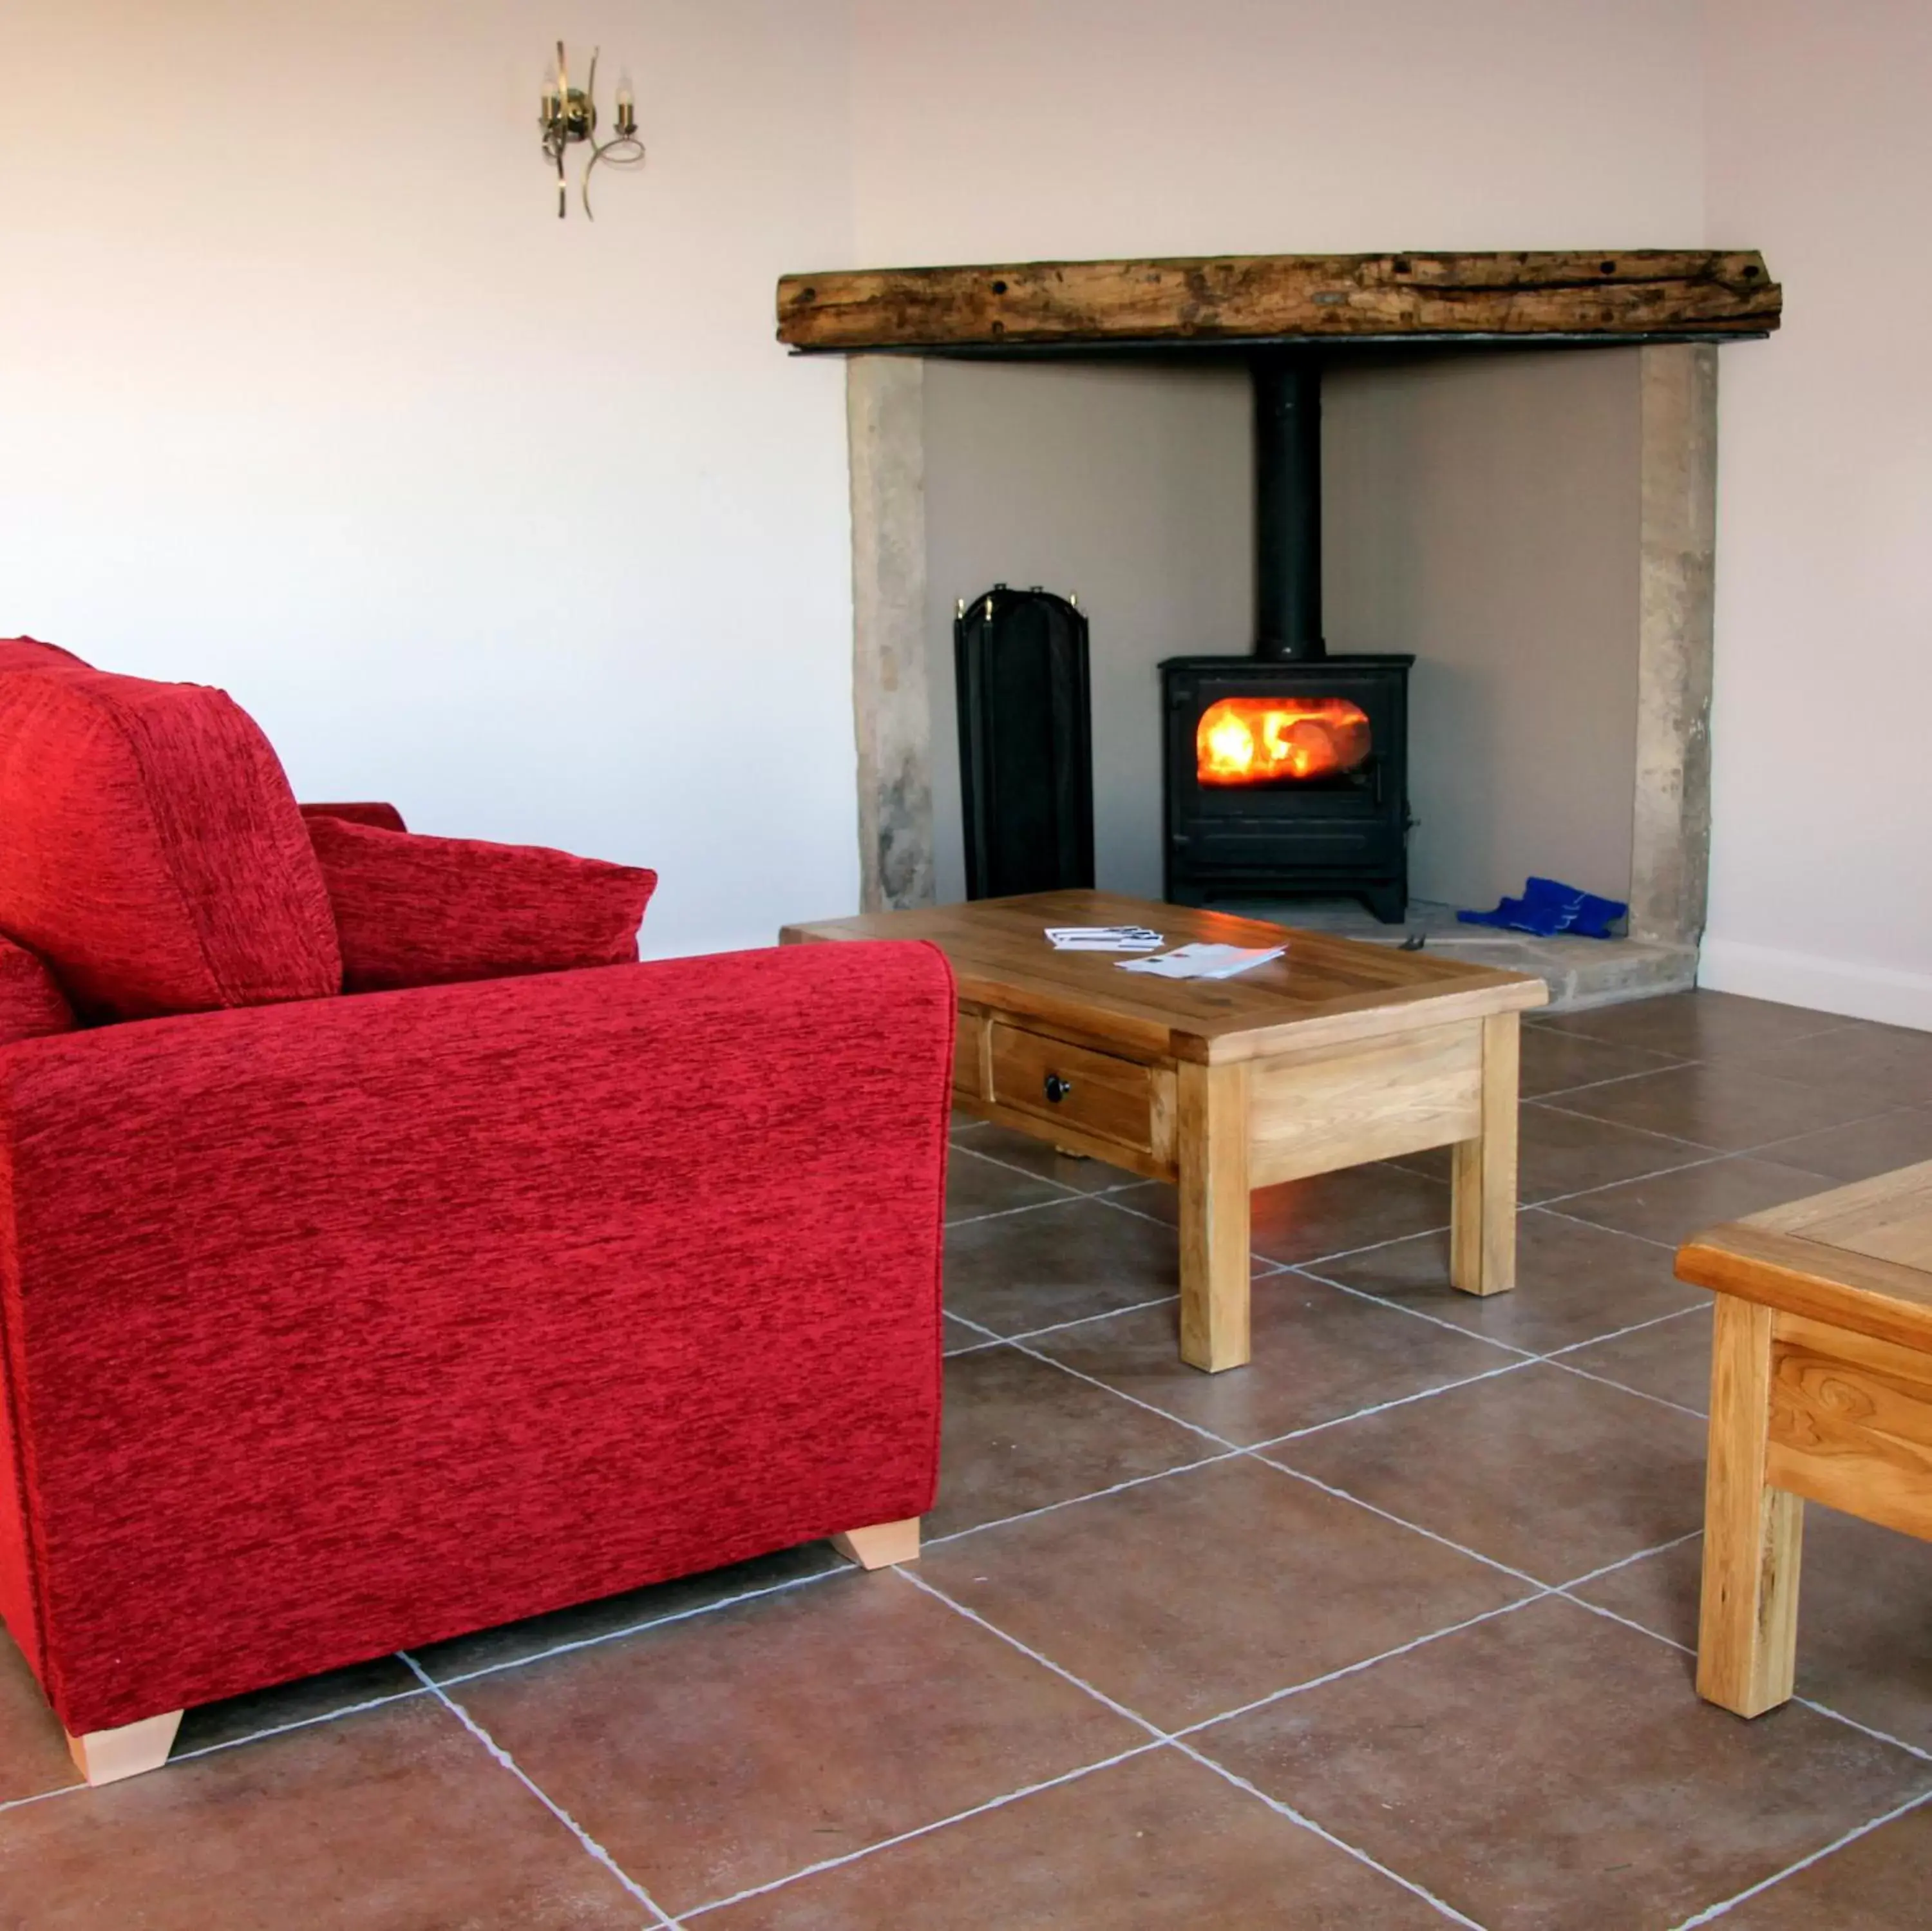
[{"x1": 989, "y1": 1023, "x2": 1154, "y2": 1151}]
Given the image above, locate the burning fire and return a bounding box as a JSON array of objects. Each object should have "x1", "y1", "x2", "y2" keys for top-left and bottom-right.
[{"x1": 1196, "y1": 696, "x2": 1373, "y2": 786}]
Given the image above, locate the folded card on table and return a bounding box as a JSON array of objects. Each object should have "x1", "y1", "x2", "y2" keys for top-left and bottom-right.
[{"x1": 1117, "y1": 942, "x2": 1286, "y2": 980}]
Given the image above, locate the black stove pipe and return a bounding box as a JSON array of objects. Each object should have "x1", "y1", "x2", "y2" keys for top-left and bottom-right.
[{"x1": 1252, "y1": 354, "x2": 1325, "y2": 661}]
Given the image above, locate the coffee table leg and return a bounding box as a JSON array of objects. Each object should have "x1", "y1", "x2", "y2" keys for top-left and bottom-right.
[
  {"x1": 1177, "y1": 1061, "x2": 1251, "y2": 1373},
  {"x1": 1698, "y1": 1293, "x2": 1804, "y2": 1716},
  {"x1": 1450, "y1": 1013, "x2": 1520, "y2": 1295}
]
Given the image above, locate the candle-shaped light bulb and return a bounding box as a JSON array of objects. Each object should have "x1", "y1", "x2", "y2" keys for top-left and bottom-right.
[
  {"x1": 542, "y1": 60, "x2": 559, "y2": 114},
  {"x1": 616, "y1": 68, "x2": 636, "y2": 135}
]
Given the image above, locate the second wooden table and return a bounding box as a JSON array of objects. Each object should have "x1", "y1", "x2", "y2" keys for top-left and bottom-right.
[{"x1": 783, "y1": 890, "x2": 1548, "y2": 1373}]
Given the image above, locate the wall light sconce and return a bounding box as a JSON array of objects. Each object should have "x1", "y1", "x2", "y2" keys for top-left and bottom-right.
[{"x1": 538, "y1": 41, "x2": 645, "y2": 220}]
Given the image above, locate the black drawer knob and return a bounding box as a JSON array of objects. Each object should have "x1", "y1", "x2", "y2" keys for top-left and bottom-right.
[{"x1": 1043, "y1": 1073, "x2": 1074, "y2": 1104}]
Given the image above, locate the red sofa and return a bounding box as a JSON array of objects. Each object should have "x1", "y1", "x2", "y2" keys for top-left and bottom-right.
[{"x1": 0, "y1": 640, "x2": 953, "y2": 1785}]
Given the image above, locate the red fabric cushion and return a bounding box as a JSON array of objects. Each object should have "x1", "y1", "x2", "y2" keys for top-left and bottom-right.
[
  {"x1": 0, "y1": 940, "x2": 952, "y2": 1731},
  {"x1": 307, "y1": 815, "x2": 656, "y2": 993},
  {"x1": 0, "y1": 665, "x2": 341, "y2": 1022},
  {"x1": 0, "y1": 937, "x2": 76, "y2": 1047},
  {"x1": 300, "y1": 801, "x2": 408, "y2": 833},
  {"x1": 0, "y1": 637, "x2": 89, "y2": 675}
]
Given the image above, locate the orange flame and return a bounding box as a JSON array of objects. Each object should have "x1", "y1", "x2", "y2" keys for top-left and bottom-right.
[{"x1": 1196, "y1": 696, "x2": 1372, "y2": 786}]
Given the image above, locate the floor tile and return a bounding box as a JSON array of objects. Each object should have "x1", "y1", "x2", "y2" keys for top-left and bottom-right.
[
  {"x1": 942, "y1": 1195, "x2": 1196, "y2": 1336},
  {"x1": 1559, "y1": 1304, "x2": 1712, "y2": 1414},
  {"x1": 1027, "y1": 1272, "x2": 1517, "y2": 1447},
  {"x1": 448, "y1": 1570, "x2": 1141, "y2": 1915},
  {"x1": 947, "y1": 1122, "x2": 1141, "y2": 1194},
  {"x1": 696, "y1": 1744, "x2": 1449, "y2": 1930},
  {"x1": 946, "y1": 1145, "x2": 1071, "y2": 1222},
  {"x1": 1193, "y1": 1594, "x2": 1931, "y2": 1931},
  {"x1": 175, "y1": 1654, "x2": 422, "y2": 1756},
  {"x1": 1313, "y1": 1208, "x2": 1705, "y2": 1353},
  {"x1": 0, "y1": 1696, "x2": 647, "y2": 1929},
  {"x1": 0, "y1": 1631, "x2": 80, "y2": 1803},
  {"x1": 1267, "y1": 1362, "x2": 1709, "y2": 1584},
  {"x1": 1547, "y1": 1061, "x2": 1894, "y2": 1153},
  {"x1": 927, "y1": 1344, "x2": 1216, "y2": 1539},
  {"x1": 1535, "y1": 990, "x2": 1852, "y2": 1060},
  {"x1": 920, "y1": 1456, "x2": 1528, "y2": 1731},
  {"x1": 1553, "y1": 1154, "x2": 1833, "y2": 1248},
  {"x1": 1755, "y1": 1105, "x2": 1932, "y2": 1184},
  {"x1": 1741, "y1": 1022, "x2": 1932, "y2": 1110},
  {"x1": 1716, "y1": 1796, "x2": 1932, "y2": 1928},
  {"x1": 1519, "y1": 1026, "x2": 1690, "y2": 1099},
  {"x1": 1390, "y1": 1103, "x2": 1710, "y2": 1204},
  {"x1": 1109, "y1": 1163, "x2": 1455, "y2": 1267},
  {"x1": 412, "y1": 1542, "x2": 842, "y2": 1684},
  {"x1": 1578, "y1": 1504, "x2": 1932, "y2": 1753}
]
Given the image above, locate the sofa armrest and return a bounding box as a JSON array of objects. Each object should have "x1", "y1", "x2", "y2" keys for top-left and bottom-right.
[{"x1": 0, "y1": 941, "x2": 954, "y2": 1732}]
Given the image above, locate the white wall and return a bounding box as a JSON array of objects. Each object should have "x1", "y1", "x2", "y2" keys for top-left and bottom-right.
[
  {"x1": 851, "y1": 0, "x2": 1707, "y2": 263},
  {"x1": 0, "y1": 0, "x2": 857, "y2": 960},
  {"x1": 923, "y1": 361, "x2": 1251, "y2": 904},
  {"x1": 1700, "y1": 0, "x2": 1932, "y2": 1025}
]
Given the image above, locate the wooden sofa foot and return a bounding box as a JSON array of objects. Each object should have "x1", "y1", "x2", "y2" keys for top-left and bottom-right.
[
  {"x1": 832, "y1": 1517, "x2": 921, "y2": 1570},
  {"x1": 66, "y1": 1710, "x2": 183, "y2": 1787}
]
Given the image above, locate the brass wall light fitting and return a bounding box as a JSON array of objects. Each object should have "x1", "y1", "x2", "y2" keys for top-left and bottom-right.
[{"x1": 538, "y1": 41, "x2": 645, "y2": 219}]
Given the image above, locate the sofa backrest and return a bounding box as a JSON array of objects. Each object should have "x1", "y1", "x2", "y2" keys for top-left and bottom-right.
[{"x1": 0, "y1": 649, "x2": 342, "y2": 1022}]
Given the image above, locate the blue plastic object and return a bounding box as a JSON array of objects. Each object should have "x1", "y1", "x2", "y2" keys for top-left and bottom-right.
[{"x1": 1458, "y1": 877, "x2": 1628, "y2": 940}]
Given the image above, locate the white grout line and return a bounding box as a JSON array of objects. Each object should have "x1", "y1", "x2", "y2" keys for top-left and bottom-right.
[
  {"x1": 1525, "y1": 1060, "x2": 1700, "y2": 1101},
  {"x1": 1167, "y1": 1592, "x2": 1547, "y2": 1741},
  {"x1": 676, "y1": 1740, "x2": 1170, "y2": 1919},
  {"x1": 923, "y1": 1449, "x2": 1246, "y2": 1550},
  {"x1": 1668, "y1": 1787, "x2": 1932, "y2": 1928},
  {"x1": 1161, "y1": 1739, "x2": 1490, "y2": 1929},
  {"x1": 896, "y1": 1568, "x2": 1164, "y2": 1736},
  {"x1": 1521, "y1": 1148, "x2": 1730, "y2": 1208},
  {"x1": 1542, "y1": 1304, "x2": 1705, "y2": 1358},
  {"x1": 1557, "y1": 1587, "x2": 1694, "y2": 1654},
  {"x1": 952, "y1": 1139, "x2": 1150, "y2": 1201},
  {"x1": 1792, "y1": 1696, "x2": 1932, "y2": 1766},
  {"x1": 1289, "y1": 1264, "x2": 1543, "y2": 1360},
  {"x1": 1248, "y1": 1357, "x2": 1539, "y2": 1449},
  {"x1": 997, "y1": 1291, "x2": 1181, "y2": 1347},
  {"x1": 435, "y1": 1566, "x2": 846, "y2": 1690},
  {"x1": 944, "y1": 1191, "x2": 1094, "y2": 1232},
  {"x1": 1555, "y1": 1527, "x2": 1703, "y2": 1591},
  {"x1": 1543, "y1": 1356, "x2": 1707, "y2": 1422},
  {"x1": 1252, "y1": 1455, "x2": 1548, "y2": 1591},
  {"x1": 1001, "y1": 1336, "x2": 1244, "y2": 1447},
  {"x1": 399, "y1": 1653, "x2": 681, "y2": 1928}
]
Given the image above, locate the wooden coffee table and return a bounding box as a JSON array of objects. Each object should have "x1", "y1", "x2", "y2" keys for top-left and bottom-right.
[
  {"x1": 782, "y1": 890, "x2": 1547, "y2": 1373},
  {"x1": 1677, "y1": 1160, "x2": 1932, "y2": 1717}
]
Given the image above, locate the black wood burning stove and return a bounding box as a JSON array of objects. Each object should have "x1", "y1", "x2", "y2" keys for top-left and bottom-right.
[{"x1": 1162, "y1": 356, "x2": 1413, "y2": 922}]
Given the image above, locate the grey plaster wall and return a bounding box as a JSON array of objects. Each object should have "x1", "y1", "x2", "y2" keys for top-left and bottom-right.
[
  {"x1": 922, "y1": 359, "x2": 1252, "y2": 905},
  {"x1": 1324, "y1": 348, "x2": 1644, "y2": 911}
]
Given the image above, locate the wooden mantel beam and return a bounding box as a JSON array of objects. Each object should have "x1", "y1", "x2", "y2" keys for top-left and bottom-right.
[{"x1": 777, "y1": 251, "x2": 1779, "y2": 354}]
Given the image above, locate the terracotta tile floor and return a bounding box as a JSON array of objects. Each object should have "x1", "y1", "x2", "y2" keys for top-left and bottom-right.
[{"x1": 5, "y1": 988, "x2": 1932, "y2": 1928}]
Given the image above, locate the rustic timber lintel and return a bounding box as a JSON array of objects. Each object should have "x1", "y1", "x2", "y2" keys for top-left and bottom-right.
[{"x1": 777, "y1": 250, "x2": 1779, "y2": 354}]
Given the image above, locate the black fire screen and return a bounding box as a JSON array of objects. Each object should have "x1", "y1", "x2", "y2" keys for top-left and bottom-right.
[{"x1": 955, "y1": 584, "x2": 1094, "y2": 900}]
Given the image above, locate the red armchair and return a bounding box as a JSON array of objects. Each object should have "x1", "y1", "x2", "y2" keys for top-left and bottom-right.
[{"x1": 0, "y1": 643, "x2": 953, "y2": 1785}]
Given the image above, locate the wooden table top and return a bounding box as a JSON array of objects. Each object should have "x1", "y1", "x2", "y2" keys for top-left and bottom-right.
[
  {"x1": 1678, "y1": 1159, "x2": 1932, "y2": 1353},
  {"x1": 782, "y1": 889, "x2": 1547, "y2": 1065}
]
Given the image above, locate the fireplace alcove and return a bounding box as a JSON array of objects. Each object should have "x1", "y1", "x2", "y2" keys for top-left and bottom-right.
[{"x1": 778, "y1": 251, "x2": 1779, "y2": 1005}]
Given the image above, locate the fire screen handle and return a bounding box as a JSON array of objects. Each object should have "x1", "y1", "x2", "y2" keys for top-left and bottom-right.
[{"x1": 1043, "y1": 1074, "x2": 1074, "y2": 1105}]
